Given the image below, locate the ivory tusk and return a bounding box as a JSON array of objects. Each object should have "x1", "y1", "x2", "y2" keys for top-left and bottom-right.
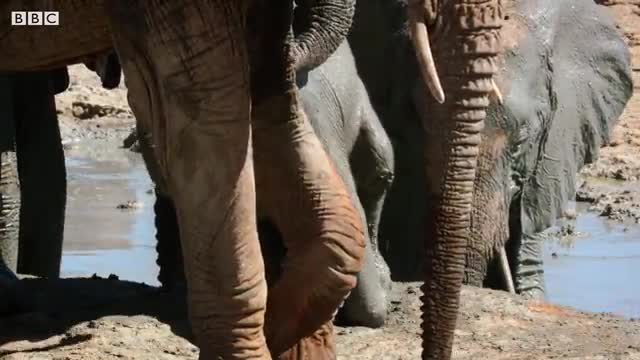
[
  {"x1": 408, "y1": 6, "x2": 445, "y2": 104},
  {"x1": 499, "y1": 246, "x2": 516, "y2": 294},
  {"x1": 491, "y1": 79, "x2": 504, "y2": 105}
]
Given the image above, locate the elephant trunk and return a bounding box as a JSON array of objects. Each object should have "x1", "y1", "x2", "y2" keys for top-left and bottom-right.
[
  {"x1": 291, "y1": 0, "x2": 356, "y2": 71},
  {"x1": 408, "y1": 1, "x2": 503, "y2": 359}
]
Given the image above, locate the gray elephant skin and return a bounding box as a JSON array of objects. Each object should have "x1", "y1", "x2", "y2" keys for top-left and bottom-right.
[{"x1": 348, "y1": 0, "x2": 632, "y2": 298}]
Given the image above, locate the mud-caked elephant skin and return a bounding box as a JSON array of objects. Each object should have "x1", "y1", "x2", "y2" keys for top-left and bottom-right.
[
  {"x1": 270, "y1": 41, "x2": 395, "y2": 328},
  {"x1": 348, "y1": 0, "x2": 632, "y2": 299},
  {"x1": 143, "y1": 41, "x2": 395, "y2": 329}
]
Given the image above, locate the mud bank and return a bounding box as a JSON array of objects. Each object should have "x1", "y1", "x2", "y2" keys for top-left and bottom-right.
[
  {"x1": 1, "y1": 279, "x2": 639, "y2": 360},
  {"x1": 55, "y1": 64, "x2": 134, "y2": 146}
]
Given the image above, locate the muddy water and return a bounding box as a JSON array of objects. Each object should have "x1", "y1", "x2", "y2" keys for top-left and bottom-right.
[
  {"x1": 60, "y1": 141, "x2": 160, "y2": 286},
  {"x1": 544, "y1": 203, "x2": 640, "y2": 319},
  {"x1": 59, "y1": 143, "x2": 640, "y2": 318}
]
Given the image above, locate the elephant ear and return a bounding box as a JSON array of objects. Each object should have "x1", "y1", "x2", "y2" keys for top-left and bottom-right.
[{"x1": 511, "y1": 0, "x2": 633, "y2": 236}]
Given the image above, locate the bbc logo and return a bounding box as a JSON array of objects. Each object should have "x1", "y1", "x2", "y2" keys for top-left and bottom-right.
[{"x1": 11, "y1": 11, "x2": 59, "y2": 26}]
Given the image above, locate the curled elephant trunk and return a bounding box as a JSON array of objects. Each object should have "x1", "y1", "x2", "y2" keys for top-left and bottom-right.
[
  {"x1": 409, "y1": 0, "x2": 503, "y2": 359},
  {"x1": 291, "y1": 0, "x2": 356, "y2": 71}
]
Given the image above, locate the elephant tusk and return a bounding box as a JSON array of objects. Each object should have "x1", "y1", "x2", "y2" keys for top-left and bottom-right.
[
  {"x1": 499, "y1": 246, "x2": 516, "y2": 294},
  {"x1": 491, "y1": 79, "x2": 504, "y2": 105},
  {"x1": 408, "y1": 4, "x2": 445, "y2": 104}
]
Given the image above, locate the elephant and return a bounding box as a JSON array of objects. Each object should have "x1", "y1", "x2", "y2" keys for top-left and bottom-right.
[
  {"x1": 116, "y1": 40, "x2": 395, "y2": 328},
  {"x1": 0, "y1": 0, "x2": 392, "y2": 358},
  {"x1": 2, "y1": 0, "x2": 394, "y2": 331},
  {"x1": 346, "y1": 0, "x2": 631, "y2": 355},
  {"x1": 0, "y1": 69, "x2": 68, "y2": 297},
  {"x1": 0, "y1": 0, "x2": 506, "y2": 358}
]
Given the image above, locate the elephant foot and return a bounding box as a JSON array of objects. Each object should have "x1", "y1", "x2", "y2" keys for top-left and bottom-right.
[
  {"x1": 518, "y1": 286, "x2": 545, "y2": 300},
  {"x1": 275, "y1": 322, "x2": 336, "y2": 360},
  {"x1": 499, "y1": 246, "x2": 516, "y2": 294}
]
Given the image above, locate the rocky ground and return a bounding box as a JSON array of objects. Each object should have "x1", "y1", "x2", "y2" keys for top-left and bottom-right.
[{"x1": 1, "y1": 1, "x2": 640, "y2": 359}]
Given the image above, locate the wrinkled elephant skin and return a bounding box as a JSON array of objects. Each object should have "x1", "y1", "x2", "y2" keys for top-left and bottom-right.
[
  {"x1": 271, "y1": 42, "x2": 395, "y2": 328},
  {"x1": 127, "y1": 3, "x2": 394, "y2": 331},
  {"x1": 139, "y1": 41, "x2": 393, "y2": 329},
  {"x1": 108, "y1": 1, "x2": 363, "y2": 357},
  {"x1": 488, "y1": 0, "x2": 632, "y2": 297},
  {"x1": 350, "y1": 0, "x2": 631, "y2": 290}
]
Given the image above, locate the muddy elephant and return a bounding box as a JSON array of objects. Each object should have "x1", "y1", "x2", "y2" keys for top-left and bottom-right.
[
  {"x1": 348, "y1": 0, "x2": 632, "y2": 326},
  {"x1": 0, "y1": 0, "x2": 377, "y2": 358},
  {"x1": 0, "y1": 69, "x2": 68, "y2": 286},
  {"x1": 123, "y1": 40, "x2": 395, "y2": 328},
  {"x1": 0, "y1": 0, "x2": 504, "y2": 358}
]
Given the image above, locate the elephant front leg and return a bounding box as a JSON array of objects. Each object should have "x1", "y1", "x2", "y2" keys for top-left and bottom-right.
[
  {"x1": 108, "y1": 1, "x2": 270, "y2": 358},
  {"x1": 13, "y1": 70, "x2": 67, "y2": 278},
  {"x1": 513, "y1": 232, "x2": 546, "y2": 299},
  {"x1": 253, "y1": 102, "x2": 365, "y2": 358}
]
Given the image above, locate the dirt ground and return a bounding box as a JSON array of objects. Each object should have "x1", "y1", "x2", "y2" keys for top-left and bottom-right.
[
  {"x1": 1, "y1": 1, "x2": 640, "y2": 359},
  {"x1": 1, "y1": 278, "x2": 639, "y2": 360}
]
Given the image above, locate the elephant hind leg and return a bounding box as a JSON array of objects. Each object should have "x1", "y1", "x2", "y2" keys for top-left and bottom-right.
[{"x1": 108, "y1": 1, "x2": 270, "y2": 358}]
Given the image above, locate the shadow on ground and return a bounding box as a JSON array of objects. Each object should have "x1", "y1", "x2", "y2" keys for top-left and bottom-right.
[{"x1": 0, "y1": 276, "x2": 191, "y2": 353}]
